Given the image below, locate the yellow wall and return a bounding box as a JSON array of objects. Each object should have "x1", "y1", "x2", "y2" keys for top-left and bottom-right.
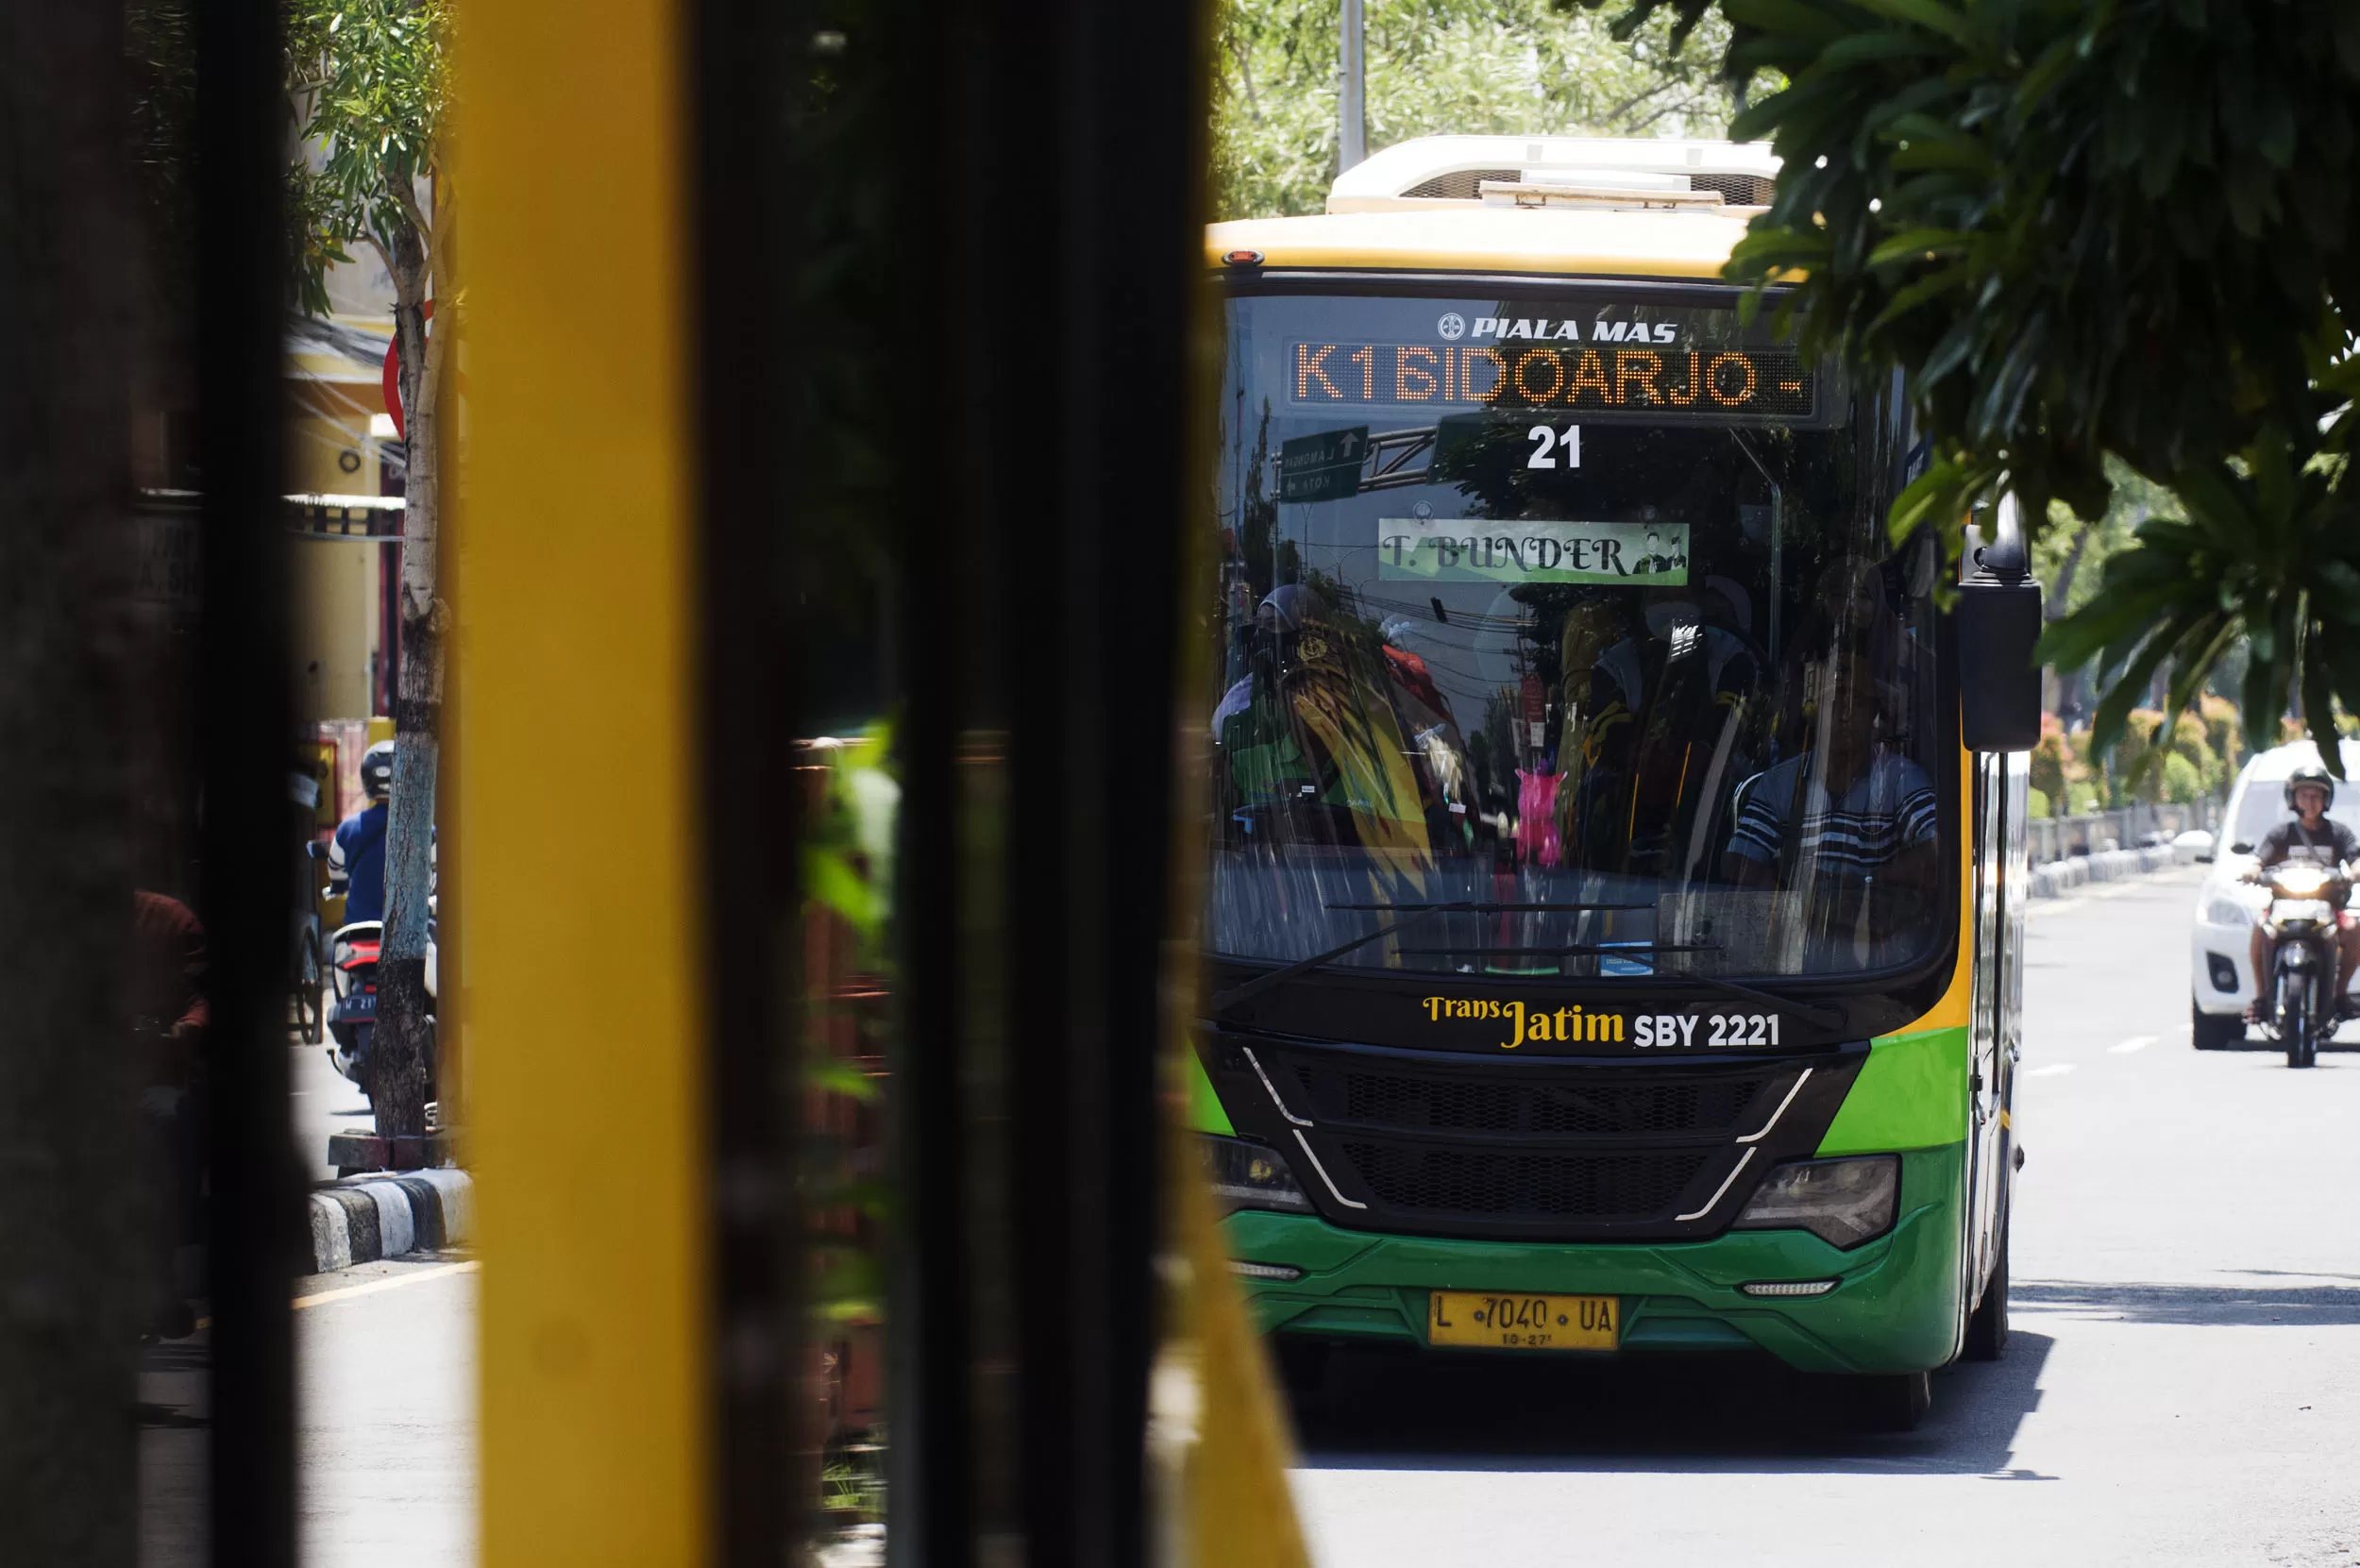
[
  {"x1": 291, "y1": 531, "x2": 380, "y2": 723},
  {"x1": 287, "y1": 392, "x2": 388, "y2": 724}
]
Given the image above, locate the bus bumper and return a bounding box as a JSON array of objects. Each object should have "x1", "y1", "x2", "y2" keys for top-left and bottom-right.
[{"x1": 1222, "y1": 1142, "x2": 1964, "y2": 1376}]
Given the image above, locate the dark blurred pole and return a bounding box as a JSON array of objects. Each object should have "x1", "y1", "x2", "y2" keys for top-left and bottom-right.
[
  {"x1": 0, "y1": 8, "x2": 143, "y2": 1561},
  {"x1": 890, "y1": 0, "x2": 1206, "y2": 1561},
  {"x1": 692, "y1": 0, "x2": 806, "y2": 1562},
  {"x1": 194, "y1": 0, "x2": 300, "y2": 1560}
]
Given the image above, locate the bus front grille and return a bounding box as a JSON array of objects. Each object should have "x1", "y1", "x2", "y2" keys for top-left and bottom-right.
[
  {"x1": 1310, "y1": 1062, "x2": 1775, "y2": 1138},
  {"x1": 1337, "y1": 1139, "x2": 1711, "y2": 1224},
  {"x1": 1213, "y1": 1036, "x2": 1866, "y2": 1241}
]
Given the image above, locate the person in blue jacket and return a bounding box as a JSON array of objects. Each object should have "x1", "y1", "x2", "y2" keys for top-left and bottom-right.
[{"x1": 328, "y1": 739, "x2": 395, "y2": 924}]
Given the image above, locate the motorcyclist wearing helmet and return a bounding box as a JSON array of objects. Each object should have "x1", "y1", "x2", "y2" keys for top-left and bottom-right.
[
  {"x1": 2245, "y1": 762, "x2": 2360, "y2": 1022},
  {"x1": 327, "y1": 739, "x2": 396, "y2": 924}
]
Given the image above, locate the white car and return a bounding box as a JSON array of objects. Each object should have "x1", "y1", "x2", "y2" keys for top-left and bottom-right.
[{"x1": 2190, "y1": 739, "x2": 2360, "y2": 1048}]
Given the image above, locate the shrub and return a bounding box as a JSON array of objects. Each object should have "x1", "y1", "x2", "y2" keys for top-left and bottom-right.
[
  {"x1": 2162, "y1": 751, "x2": 2203, "y2": 804},
  {"x1": 2109, "y1": 707, "x2": 2218, "y2": 803},
  {"x1": 2030, "y1": 714, "x2": 2066, "y2": 804},
  {"x1": 2027, "y1": 786, "x2": 2052, "y2": 819},
  {"x1": 2199, "y1": 694, "x2": 2242, "y2": 785}
]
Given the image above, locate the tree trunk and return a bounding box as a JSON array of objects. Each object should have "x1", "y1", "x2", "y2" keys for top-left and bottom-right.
[
  {"x1": 371, "y1": 224, "x2": 441, "y2": 1143},
  {"x1": 0, "y1": 5, "x2": 144, "y2": 1559}
]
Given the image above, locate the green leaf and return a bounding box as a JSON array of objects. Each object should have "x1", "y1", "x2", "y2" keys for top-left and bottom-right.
[
  {"x1": 1718, "y1": 0, "x2": 1852, "y2": 42},
  {"x1": 2303, "y1": 632, "x2": 2344, "y2": 778},
  {"x1": 803, "y1": 845, "x2": 881, "y2": 933},
  {"x1": 1865, "y1": 228, "x2": 1969, "y2": 267},
  {"x1": 1820, "y1": 30, "x2": 1949, "y2": 68},
  {"x1": 803, "y1": 1058, "x2": 881, "y2": 1103},
  {"x1": 1867, "y1": 263, "x2": 1971, "y2": 332},
  {"x1": 2088, "y1": 609, "x2": 2203, "y2": 757},
  {"x1": 1850, "y1": 0, "x2": 1973, "y2": 46}
]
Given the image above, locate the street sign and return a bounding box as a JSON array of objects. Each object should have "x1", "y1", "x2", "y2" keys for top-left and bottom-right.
[
  {"x1": 1279, "y1": 426, "x2": 1368, "y2": 504},
  {"x1": 381, "y1": 299, "x2": 434, "y2": 439}
]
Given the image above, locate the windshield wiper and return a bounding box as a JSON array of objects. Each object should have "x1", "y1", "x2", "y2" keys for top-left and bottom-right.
[
  {"x1": 1390, "y1": 942, "x2": 1849, "y2": 1032},
  {"x1": 1665, "y1": 968, "x2": 1847, "y2": 1032},
  {"x1": 1210, "y1": 900, "x2": 1643, "y2": 1016}
]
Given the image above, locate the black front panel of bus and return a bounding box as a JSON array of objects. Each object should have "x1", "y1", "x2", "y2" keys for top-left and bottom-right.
[{"x1": 1204, "y1": 1027, "x2": 1868, "y2": 1243}]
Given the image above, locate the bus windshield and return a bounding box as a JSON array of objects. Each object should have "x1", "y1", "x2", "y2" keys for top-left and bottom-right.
[{"x1": 1206, "y1": 285, "x2": 1949, "y2": 984}]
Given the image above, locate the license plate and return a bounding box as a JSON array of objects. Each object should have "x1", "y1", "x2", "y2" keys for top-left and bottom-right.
[
  {"x1": 341, "y1": 991, "x2": 377, "y2": 1016},
  {"x1": 1427, "y1": 1290, "x2": 1618, "y2": 1351}
]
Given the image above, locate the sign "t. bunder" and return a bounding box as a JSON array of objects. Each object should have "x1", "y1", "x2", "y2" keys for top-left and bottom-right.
[{"x1": 1375, "y1": 519, "x2": 1690, "y2": 584}]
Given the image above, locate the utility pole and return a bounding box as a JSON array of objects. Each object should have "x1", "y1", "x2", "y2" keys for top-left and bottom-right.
[{"x1": 1339, "y1": 0, "x2": 1366, "y2": 173}]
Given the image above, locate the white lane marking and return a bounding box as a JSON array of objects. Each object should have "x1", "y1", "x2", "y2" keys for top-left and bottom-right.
[
  {"x1": 2025, "y1": 1064, "x2": 2077, "y2": 1077},
  {"x1": 2108, "y1": 1035, "x2": 2158, "y2": 1054},
  {"x1": 294, "y1": 1258, "x2": 479, "y2": 1310}
]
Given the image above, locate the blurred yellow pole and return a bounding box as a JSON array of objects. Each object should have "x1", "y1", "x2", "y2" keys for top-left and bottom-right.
[
  {"x1": 1160, "y1": 1111, "x2": 1315, "y2": 1568},
  {"x1": 452, "y1": 1, "x2": 707, "y2": 1563}
]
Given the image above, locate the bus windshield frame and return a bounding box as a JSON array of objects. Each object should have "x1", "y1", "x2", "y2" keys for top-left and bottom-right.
[{"x1": 1205, "y1": 272, "x2": 1962, "y2": 1034}]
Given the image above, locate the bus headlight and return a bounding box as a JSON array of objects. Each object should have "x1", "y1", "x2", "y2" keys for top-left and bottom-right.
[
  {"x1": 1732, "y1": 1155, "x2": 1898, "y2": 1249},
  {"x1": 1201, "y1": 1134, "x2": 1313, "y2": 1217}
]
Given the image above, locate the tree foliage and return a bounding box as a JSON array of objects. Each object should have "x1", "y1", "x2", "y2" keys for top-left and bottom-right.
[
  {"x1": 1588, "y1": 0, "x2": 2360, "y2": 771},
  {"x1": 1214, "y1": 0, "x2": 1744, "y2": 219},
  {"x1": 284, "y1": 0, "x2": 449, "y2": 320}
]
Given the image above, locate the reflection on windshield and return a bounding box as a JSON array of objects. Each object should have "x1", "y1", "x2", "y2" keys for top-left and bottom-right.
[
  {"x1": 1205, "y1": 292, "x2": 1947, "y2": 983},
  {"x1": 2233, "y1": 786, "x2": 2360, "y2": 848}
]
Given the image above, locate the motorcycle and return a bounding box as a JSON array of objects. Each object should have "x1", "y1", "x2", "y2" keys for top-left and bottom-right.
[
  {"x1": 308, "y1": 838, "x2": 439, "y2": 1114},
  {"x1": 2254, "y1": 860, "x2": 2350, "y2": 1070},
  {"x1": 324, "y1": 913, "x2": 438, "y2": 1114}
]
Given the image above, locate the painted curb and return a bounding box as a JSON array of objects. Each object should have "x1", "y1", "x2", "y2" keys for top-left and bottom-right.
[
  {"x1": 2029, "y1": 844, "x2": 2178, "y2": 899},
  {"x1": 308, "y1": 1168, "x2": 472, "y2": 1273}
]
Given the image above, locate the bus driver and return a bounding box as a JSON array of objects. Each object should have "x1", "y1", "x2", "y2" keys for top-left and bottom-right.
[{"x1": 1719, "y1": 647, "x2": 1941, "y2": 963}]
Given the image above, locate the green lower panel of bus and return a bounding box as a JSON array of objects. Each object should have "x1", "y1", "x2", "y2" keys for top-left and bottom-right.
[{"x1": 1225, "y1": 1141, "x2": 1964, "y2": 1376}]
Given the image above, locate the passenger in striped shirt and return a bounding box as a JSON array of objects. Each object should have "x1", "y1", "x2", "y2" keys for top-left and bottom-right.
[{"x1": 1720, "y1": 649, "x2": 1940, "y2": 900}]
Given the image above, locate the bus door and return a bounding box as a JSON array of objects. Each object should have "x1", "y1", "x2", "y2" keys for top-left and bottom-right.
[
  {"x1": 1966, "y1": 752, "x2": 2009, "y2": 1290},
  {"x1": 1999, "y1": 751, "x2": 2028, "y2": 1203}
]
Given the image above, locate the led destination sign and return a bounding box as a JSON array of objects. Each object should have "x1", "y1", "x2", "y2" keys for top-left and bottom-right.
[{"x1": 1292, "y1": 342, "x2": 1815, "y2": 416}]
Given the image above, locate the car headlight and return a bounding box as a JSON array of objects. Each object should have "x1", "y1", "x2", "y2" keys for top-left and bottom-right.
[
  {"x1": 1201, "y1": 1134, "x2": 1313, "y2": 1217},
  {"x1": 2204, "y1": 896, "x2": 2257, "y2": 927},
  {"x1": 1732, "y1": 1155, "x2": 1899, "y2": 1249}
]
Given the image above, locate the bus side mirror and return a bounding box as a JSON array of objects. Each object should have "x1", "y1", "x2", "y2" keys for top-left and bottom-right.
[{"x1": 1957, "y1": 496, "x2": 2043, "y2": 752}]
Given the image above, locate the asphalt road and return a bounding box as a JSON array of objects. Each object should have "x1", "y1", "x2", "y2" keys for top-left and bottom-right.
[
  {"x1": 290, "y1": 1020, "x2": 375, "y2": 1183},
  {"x1": 1289, "y1": 867, "x2": 2360, "y2": 1568},
  {"x1": 140, "y1": 1254, "x2": 477, "y2": 1568}
]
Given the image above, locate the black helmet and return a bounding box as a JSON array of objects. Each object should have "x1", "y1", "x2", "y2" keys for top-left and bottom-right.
[
  {"x1": 2284, "y1": 762, "x2": 2335, "y2": 812},
  {"x1": 360, "y1": 739, "x2": 396, "y2": 801}
]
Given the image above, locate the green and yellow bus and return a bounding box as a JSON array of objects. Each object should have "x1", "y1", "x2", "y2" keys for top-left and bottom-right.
[{"x1": 1193, "y1": 136, "x2": 2027, "y2": 1431}]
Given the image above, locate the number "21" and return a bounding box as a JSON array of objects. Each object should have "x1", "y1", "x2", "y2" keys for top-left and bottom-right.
[{"x1": 1526, "y1": 424, "x2": 1581, "y2": 469}]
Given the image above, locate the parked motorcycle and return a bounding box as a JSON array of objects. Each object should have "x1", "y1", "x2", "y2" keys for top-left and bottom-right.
[{"x1": 2255, "y1": 860, "x2": 2348, "y2": 1069}]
